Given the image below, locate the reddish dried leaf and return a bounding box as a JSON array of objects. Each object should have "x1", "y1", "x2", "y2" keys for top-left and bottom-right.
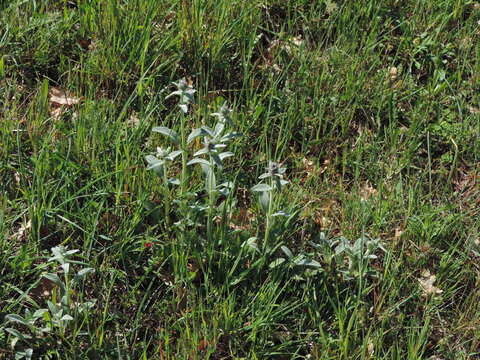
[{"x1": 49, "y1": 87, "x2": 80, "y2": 107}]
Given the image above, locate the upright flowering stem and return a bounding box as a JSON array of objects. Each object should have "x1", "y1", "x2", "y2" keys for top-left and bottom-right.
[
  {"x1": 163, "y1": 162, "x2": 171, "y2": 227},
  {"x1": 207, "y1": 156, "x2": 215, "y2": 243},
  {"x1": 251, "y1": 161, "x2": 289, "y2": 251},
  {"x1": 264, "y1": 179, "x2": 274, "y2": 250},
  {"x1": 180, "y1": 113, "x2": 188, "y2": 197},
  {"x1": 164, "y1": 78, "x2": 196, "y2": 219}
]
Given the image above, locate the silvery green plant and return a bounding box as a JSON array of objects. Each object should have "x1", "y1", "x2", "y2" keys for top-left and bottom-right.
[
  {"x1": 187, "y1": 104, "x2": 241, "y2": 241},
  {"x1": 332, "y1": 235, "x2": 385, "y2": 281},
  {"x1": 252, "y1": 161, "x2": 289, "y2": 212},
  {"x1": 165, "y1": 78, "x2": 196, "y2": 114},
  {"x1": 4, "y1": 246, "x2": 95, "y2": 359},
  {"x1": 146, "y1": 78, "x2": 197, "y2": 226},
  {"x1": 268, "y1": 245, "x2": 323, "y2": 280},
  {"x1": 154, "y1": 78, "x2": 196, "y2": 193},
  {"x1": 210, "y1": 103, "x2": 234, "y2": 125},
  {"x1": 187, "y1": 106, "x2": 241, "y2": 190},
  {"x1": 145, "y1": 146, "x2": 182, "y2": 180},
  {"x1": 146, "y1": 81, "x2": 242, "y2": 242},
  {"x1": 251, "y1": 161, "x2": 289, "y2": 250},
  {"x1": 145, "y1": 146, "x2": 182, "y2": 225}
]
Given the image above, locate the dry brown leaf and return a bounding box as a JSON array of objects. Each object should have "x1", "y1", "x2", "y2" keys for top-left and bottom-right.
[
  {"x1": 48, "y1": 87, "x2": 81, "y2": 121},
  {"x1": 14, "y1": 172, "x2": 21, "y2": 186},
  {"x1": 367, "y1": 339, "x2": 375, "y2": 357},
  {"x1": 229, "y1": 208, "x2": 255, "y2": 231},
  {"x1": 301, "y1": 157, "x2": 315, "y2": 178},
  {"x1": 175, "y1": 285, "x2": 188, "y2": 313},
  {"x1": 78, "y1": 38, "x2": 96, "y2": 50},
  {"x1": 325, "y1": 0, "x2": 338, "y2": 14},
  {"x1": 9, "y1": 219, "x2": 31, "y2": 242},
  {"x1": 49, "y1": 87, "x2": 80, "y2": 107},
  {"x1": 197, "y1": 338, "x2": 210, "y2": 352},
  {"x1": 418, "y1": 269, "x2": 443, "y2": 297},
  {"x1": 389, "y1": 66, "x2": 398, "y2": 81},
  {"x1": 394, "y1": 226, "x2": 403, "y2": 240},
  {"x1": 127, "y1": 112, "x2": 141, "y2": 128},
  {"x1": 50, "y1": 107, "x2": 64, "y2": 121},
  {"x1": 360, "y1": 181, "x2": 377, "y2": 201}
]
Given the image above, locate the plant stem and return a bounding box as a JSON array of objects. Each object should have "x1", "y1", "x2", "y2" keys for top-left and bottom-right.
[
  {"x1": 263, "y1": 180, "x2": 274, "y2": 252},
  {"x1": 180, "y1": 112, "x2": 188, "y2": 195},
  {"x1": 207, "y1": 157, "x2": 215, "y2": 243},
  {"x1": 163, "y1": 165, "x2": 171, "y2": 227}
]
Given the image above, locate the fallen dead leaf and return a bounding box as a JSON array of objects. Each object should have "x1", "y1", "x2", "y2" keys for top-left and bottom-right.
[
  {"x1": 49, "y1": 87, "x2": 80, "y2": 107},
  {"x1": 197, "y1": 338, "x2": 210, "y2": 352},
  {"x1": 367, "y1": 339, "x2": 375, "y2": 357},
  {"x1": 259, "y1": 35, "x2": 304, "y2": 74},
  {"x1": 127, "y1": 112, "x2": 141, "y2": 128},
  {"x1": 9, "y1": 219, "x2": 31, "y2": 242},
  {"x1": 389, "y1": 66, "x2": 398, "y2": 81},
  {"x1": 359, "y1": 181, "x2": 377, "y2": 201},
  {"x1": 229, "y1": 208, "x2": 255, "y2": 232},
  {"x1": 48, "y1": 87, "x2": 81, "y2": 121},
  {"x1": 394, "y1": 226, "x2": 403, "y2": 240},
  {"x1": 418, "y1": 269, "x2": 443, "y2": 297},
  {"x1": 50, "y1": 107, "x2": 64, "y2": 122},
  {"x1": 78, "y1": 38, "x2": 96, "y2": 50},
  {"x1": 14, "y1": 172, "x2": 21, "y2": 186},
  {"x1": 302, "y1": 157, "x2": 315, "y2": 176},
  {"x1": 325, "y1": 0, "x2": 338, "y2": 14}
]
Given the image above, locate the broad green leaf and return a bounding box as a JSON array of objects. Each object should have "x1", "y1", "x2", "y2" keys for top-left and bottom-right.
[
  {"x1": 200, "y1": 126, "x2": 215, "y2": 138},
  {"x1": 214, "y1": 121, "x2": 225, "y2": 137},
  {"x1": 272, "y1": 211, "x2": 290, "y2": 217},
  {"x1": 47, "y1": 300, "x2": 59, "y2": 315},
  {"x1": 187, "y1": 158, "x2": 211, "y2": 167},
  {"x1": 205, "y1": 168, "x2": 216, "y2": 191},
  {"x1": 61, "y1": 314, "x2": 74, "y2": 321},
  {"x1": 251, "y1": 183, "x2": 272, "y2": 192},
  {"x1": 74, "y1": 267, "x2": 95, "y2": 283},
  {"x1": 33, "y1": 309, "x2": 48, "y2": 319},
  {"x1": 259, "y1": 191, "x2": 270, "y2": 212},
  {"x1": 294, "y1": 258, "x2": 322, "y2": 268},
  {"x1": 281, "y1": 246, "x2": 293, "y2": 259},
  {"x1": 61, "y1": 262, "x2": 70, "y2": 275},
  {"x1": 220, "y1": 132, "x2": 242, "y2": 142},
  {"x1": 241, "y1": 237, "x2": 259, "y2": 253},
  {"x1": 219, "y1": 152, "x2": 234, "y2": 160},
  {"x1": 5, "y1": 327, "x2": 29, "y2": 340},
  {"x1": 168, "y1": 177, "x2": 180, "y2": 185},
  {"x1": 5, "y1": 314, "x2": 28, "y2": 325},
  {"x1": 43, "y1": 273, "x2": 65, "y2": 291},
  {"x1": 187, "y1": 128, "x2": 206, "y2": 144},
  {"x1": 152, "y1": 126, "x2": 180, "y2": 145},
  {"x1": 269, "y1": 258, "x2": 286, "y2": 269},
  {"x1": 167, "y1": 150, "x2": 182, "y2": 160},
  {"x1": 193, "y1": 148, "x2": 209, "y2": 156},
  {"x1": 211, "y1": 153, "x2": 223, "y2": 168}
]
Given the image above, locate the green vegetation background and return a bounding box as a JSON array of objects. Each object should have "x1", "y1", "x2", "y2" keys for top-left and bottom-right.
[{"x1": 0, "y1": 0, "x2": 479, "y2": 358}]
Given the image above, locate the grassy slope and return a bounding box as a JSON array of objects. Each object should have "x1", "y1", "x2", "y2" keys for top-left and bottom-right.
[{"x1": 1, "y1": 0, "x2": 479, "y2": 358}]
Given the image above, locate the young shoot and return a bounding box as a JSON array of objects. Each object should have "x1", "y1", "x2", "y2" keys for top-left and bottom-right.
[
  {"x1": 165, "y1": 78, "x2": 196, "y2": 114},
  {"x1": 252, "y1": 161, "x2": 289, "y2": 213},
  {"x1": 145, "y1": 146, "x2": 182, "y2": 181}
]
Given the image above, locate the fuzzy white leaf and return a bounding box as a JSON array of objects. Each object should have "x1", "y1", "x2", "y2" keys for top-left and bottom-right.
[
  {"x1": 251, "y1": 183, "x2": 273, "y2": 192},
  {"x1": 152, "y1": 126, "x2": 180, "y2": 145}
]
